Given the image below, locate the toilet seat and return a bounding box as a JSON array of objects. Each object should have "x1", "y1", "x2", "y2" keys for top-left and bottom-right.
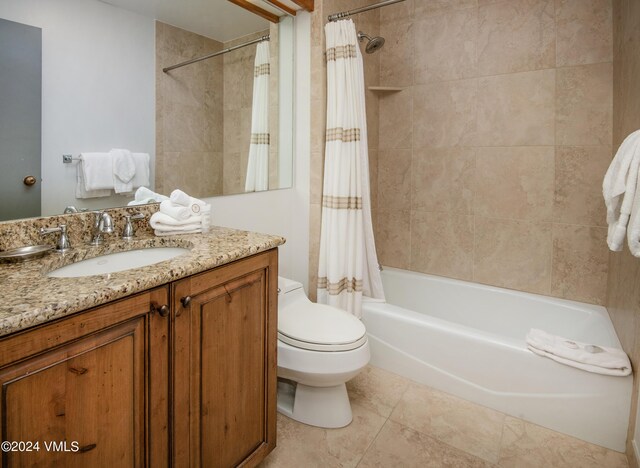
[{"x1": 278, "y1": 300, "x2": 367, "y2": 352}]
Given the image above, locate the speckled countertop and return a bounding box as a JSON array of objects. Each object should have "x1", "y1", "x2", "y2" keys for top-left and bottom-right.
[{"x1": 0, "y1": 227, "x2": 285, "y2": 338}]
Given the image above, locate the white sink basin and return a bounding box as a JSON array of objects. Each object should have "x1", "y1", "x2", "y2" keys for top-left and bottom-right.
[{"x1": 47, "y1": 247, "x2": 190, "y2": 278}]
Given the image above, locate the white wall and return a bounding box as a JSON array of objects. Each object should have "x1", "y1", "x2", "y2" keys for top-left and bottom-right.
[
  {"x1": 0, "y1": 0, "x2": 155, "y2": 216},
  {"x1": 204, "y1": 11, "x2": 311, "y2": 289}
]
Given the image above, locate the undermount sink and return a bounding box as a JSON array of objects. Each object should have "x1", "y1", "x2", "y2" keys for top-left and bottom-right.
[{"x1": 47, "y1": 247, "x2": 190, "y2": 278}]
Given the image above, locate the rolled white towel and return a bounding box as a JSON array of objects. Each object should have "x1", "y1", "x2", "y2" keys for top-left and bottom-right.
[
  {"x1": 150, "y1": 211, "x2": 202, "y2": 230},
  {"x1": 127, "y1": 187, "x2": 168, "y2": 206},
  {"x1": 170, "y1": 189, "x2": 191, "y2": 207},
  {"x1": 111, "y1": 148, "x2": 136, "y2": 193},
  {"x1": 169, "y1": 189, "x2": 209, "y2": 217},
  {"x1": 526, "y1": 329, "x2": 631, "y2": 377},
  {"x1": 160, "y1": 200, "x2": 191, "y2": 221}
]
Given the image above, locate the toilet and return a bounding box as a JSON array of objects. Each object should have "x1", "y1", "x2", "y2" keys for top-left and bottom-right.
[{"x1": 276, "y1": 277, "x2": 370, "y2": 429}]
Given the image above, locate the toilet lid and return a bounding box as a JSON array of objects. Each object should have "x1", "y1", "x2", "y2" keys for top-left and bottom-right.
[{"x1": 278, "y1": 300, "x2": 367, "y2": 352}]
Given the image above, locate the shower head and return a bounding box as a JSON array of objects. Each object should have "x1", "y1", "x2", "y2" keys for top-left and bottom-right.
[{"x1": 357, "y1": 31, "x2": 385, "y2": 54}]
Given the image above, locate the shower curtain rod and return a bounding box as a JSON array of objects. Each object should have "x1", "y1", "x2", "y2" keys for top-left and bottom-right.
[
  {"x1": 327, "y1": 0, "x2": 405, "y2": 22},
  {"x1": 163, "y1": 34, "x2": 270, "y2": 73}
]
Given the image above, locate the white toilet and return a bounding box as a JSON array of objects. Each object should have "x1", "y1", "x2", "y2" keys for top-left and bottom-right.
[{"x1": 276, "y1": 277, "x2": 370, "y2": 428}]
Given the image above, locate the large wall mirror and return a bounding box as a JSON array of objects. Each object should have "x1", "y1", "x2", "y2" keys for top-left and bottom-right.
[{"x1": 0, "y1": 0, "x2": 294, "y2": 222}]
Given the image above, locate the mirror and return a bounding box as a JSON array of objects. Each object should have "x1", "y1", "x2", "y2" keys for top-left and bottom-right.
[{"x1": 0, "y1": 0, "x2": 294, "y2": 222}]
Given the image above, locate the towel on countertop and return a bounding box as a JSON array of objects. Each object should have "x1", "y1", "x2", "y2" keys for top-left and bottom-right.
[
  {"x1": 603, "y1": 130, "x2": 640, "y2": 251},
  {"x1": 111, "y1": 148, "x2": 136, "y2": 193},
  {"x1": 80, "y1": 152, "x2": 114, "y2": 191},
  {"x1": 150, "y1": 211, "x2": 203, "y2": 235},
  {"x1": 75, "y1": 163, "x2": 111, "y2": 199},
  {"x1": 170, "y1": 189, "x2": 191, "y2": 207},
  {"x1": 127, "y1": 187, "x2": 168, "y2": 206},
  {"x1": 526, "y1": 329, "x2": 631, "y2": 377},
  {"x1": 152, "y1": 190, "x2": 211, "y2": 236},
  {"x1": 160, "y1": 200, "x2": 191, "y2": 220},
  {"x1": 169, "y1": 189, "x2": 208, "y2": 216}
]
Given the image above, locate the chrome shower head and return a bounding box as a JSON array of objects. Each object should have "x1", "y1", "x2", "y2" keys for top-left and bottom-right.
[{"x1": 358, "y1": 31, "x2": 385, "y2": 54}]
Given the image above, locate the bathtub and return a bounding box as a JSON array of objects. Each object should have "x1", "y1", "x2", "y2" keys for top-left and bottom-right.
[{"x1": 361, "y1": 267, "x2": 633, "y2": 452}]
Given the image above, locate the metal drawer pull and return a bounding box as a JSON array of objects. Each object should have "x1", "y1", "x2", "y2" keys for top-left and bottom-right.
[
  {"x1": 180, "y1": 296, "x2": 192, "y2": 307},
  {"x1": 157, "y1": 305, "x2": 170, "y2": 317}
]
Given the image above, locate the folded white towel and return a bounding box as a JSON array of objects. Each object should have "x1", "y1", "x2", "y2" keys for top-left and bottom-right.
[
  {"x1": 150, "y1": 211, "x2": 203, "y2": 229},
  {"x1": 526, "y1": 329, "x2": 631, "y2": 376},
  {"x1": 127, "y1": 187, "x2": 168, "y2": 206},
  {"x1": 131, "y1": 153, "x2": 151, "y2": 189},
  {"x1": 80, "y1": 152, "x2": 114, "y2": 191},
  {"x1": 75, "y1": 163, "x2": 111, "y2": 199},
  {"x1": 160, "y1": 200, "x2": 191, "y2": 221},
  {"x1": 154, "y1": 228, "x2": 202, "y2": 236},
  {"x1": 169, "y1": 189, "x2": 208, "y2": 216},
  {"x1": 603, "y1": 130, "x2": 640, "y2": 250}
]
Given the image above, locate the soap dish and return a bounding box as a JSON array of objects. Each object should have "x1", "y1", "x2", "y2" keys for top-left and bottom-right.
[{"x1": 0, "y1": 245, "x2": 53, "y2": 263}]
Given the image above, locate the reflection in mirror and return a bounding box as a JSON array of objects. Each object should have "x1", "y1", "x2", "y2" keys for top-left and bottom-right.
[{"x1": 0, "y1": 0, "x2": 294, "y2": 222}]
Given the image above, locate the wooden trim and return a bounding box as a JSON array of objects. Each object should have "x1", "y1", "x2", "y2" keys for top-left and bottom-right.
[
  {"x1": 228, "y1": 0, "x2": 280, "y2": 23},
  {"x1": 290, "y1": 0, "x2": 314, "y2": 12},
  {"x1": 265, "y1": 0, "x2": 297, "y2": 16}
]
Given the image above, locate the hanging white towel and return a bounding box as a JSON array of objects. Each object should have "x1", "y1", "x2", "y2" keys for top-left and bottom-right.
[
  {"x1": 75, "y1": 163, "x2": 111, "y2": 199},
  {"x1": 111, "y1": 148, "x2": 136, "y2": 193},
  {"x1": 245, "y1": 41, "x2": 270, "y2": 192},
  {"x1": 603, "y1": 130, "x2": 640, "y2": 251},
  {"x1": 131, "y1": 153, "x2": 151, "y2": 189},
  {"x1": 80, "y1": 152, "x2": 114, "y2": 191},
  {"x1": 526, "y1": 329, "x2": 631, "y2": 377}
]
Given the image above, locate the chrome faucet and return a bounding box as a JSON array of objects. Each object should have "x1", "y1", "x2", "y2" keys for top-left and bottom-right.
[
  {"x1": 89, "y1": 211, "x2": 114, "y2": 245},
  {"x1": 40, "y1": 224, "x2": 72, "y2": 252}
]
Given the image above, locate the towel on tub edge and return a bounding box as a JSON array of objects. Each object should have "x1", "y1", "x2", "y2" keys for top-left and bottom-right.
[{"x1": 526, "y1": 329, "x2": 631, "y2": 377}]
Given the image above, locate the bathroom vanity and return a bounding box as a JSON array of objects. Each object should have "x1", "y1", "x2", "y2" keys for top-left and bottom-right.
[{"x1": 0, "y1": 224, "x2": 284, "y2": 467}]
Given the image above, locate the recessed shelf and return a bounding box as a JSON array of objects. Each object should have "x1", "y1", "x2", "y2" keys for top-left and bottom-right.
[{"x1": 368, "y1": 86, "x2": 406, "y2": 93}]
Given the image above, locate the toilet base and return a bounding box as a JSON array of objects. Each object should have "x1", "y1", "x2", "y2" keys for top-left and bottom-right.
[{"x1": 277, "y1": 379, "x2": 353, "y2": 428}]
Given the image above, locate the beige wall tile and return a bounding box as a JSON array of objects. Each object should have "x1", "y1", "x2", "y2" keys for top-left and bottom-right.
[
  {"x1": 346, "y1": 366, "x2": 411, "y2": 418},
  {"x1": 475, "y1": 146, "x2": 554, "y2": 221},
  {"x1": 379, "y1": 90, "x2": 413, "y2": 150},
  {"x1": 380, "y1": 19, "x2": 414, "y2": 87},
  {"x1": 553, "y1": 146, "x2": 611, "y2": 226},
  {"x1": 551, "y1": 224, "x2": 609, "y2": 304},
  {"x1": 414, "y1": 0, "x2": 478, "y2": 18},
  {"x1": 414, "y1": 8, "x2": 477, "y2": 84},
  {"x1": 499, "y1": 416, "x2": 628, "y2": 468},
  {"x1": 359, "y1": 420, "x2": 492, "y2": 467},
  {"x1": 368, "y1": 149, "x2": 378, "y2": 212},
  {"x1": 378, "y1": 150, "x2": 412, "y2": 211},
  {"x1": 556, "y1": 0, "x2": 613, "y2": 67},
  {"x1": 410, "y1": 211, "x2": 475, "y2": 280},
  {"x1": 412, "y1": 147, "x2": 475, "y2": 214},
  {"x1": 414, "y1": 79, "x2": 477, "y2": 148},
  {"x1": 556, "y1": 62, "x2": 613, "y2": 146},
  {"x1": 474, "y1": 217, "x2": 552, "y2": 294},
  {"x1": 477, "y1": 0, "x2": 555, "y2": 75},
  {"x1": 390, "y1": 384, "x2": 505, "y2": 463},
  {"x1": 476, "y1": 69, "x2": 555, "y2": 146},
  {"x1": 380, "y1": 0, "x2": 415, "y2": 21},
  {"x1": 375, "y1": 210, "x2": 411, "y2": 269}
]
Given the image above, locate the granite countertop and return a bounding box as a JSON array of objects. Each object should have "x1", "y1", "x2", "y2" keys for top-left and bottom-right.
[{"x1": 0, "y1": 227, "x2": 285, "y2": 338}]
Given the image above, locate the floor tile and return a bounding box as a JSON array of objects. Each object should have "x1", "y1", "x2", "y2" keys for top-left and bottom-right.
[
  {"x1": 346, "y1": 365, "x2": 412, "y2": 418},
  {"x1": 498, "y1": 416, "x2": 628, "y2": 468},
  {"x1": 358, "y1": 420, "x2": 493, "y2": 468},
  {"x1": 390, "y1": 383, "x2": 505, "y2": 463}
]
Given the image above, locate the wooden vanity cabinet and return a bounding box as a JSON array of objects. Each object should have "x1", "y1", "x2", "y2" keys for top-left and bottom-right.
[
  {"x1": 0, "y1": 248, "x2": 277, "y2": 468},
  {"x1": 171, "y1": 250, "x2": 278, "y2": 468},
  {"x1": 0, "y1": 287, "x2": 171, "y2": 468}
]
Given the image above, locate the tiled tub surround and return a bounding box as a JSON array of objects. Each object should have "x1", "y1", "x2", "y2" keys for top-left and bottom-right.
[
  {"x1": 0, "y1": 207, "x2": 285, "y2": 337},
  {"x1": 308, "y1": 0, "x2": 614, "y2": 306}
]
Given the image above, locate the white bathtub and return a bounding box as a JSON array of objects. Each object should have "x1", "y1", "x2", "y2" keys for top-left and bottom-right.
[{"x1": 361, "y1": 267, "x2": 633, "y2": 452}]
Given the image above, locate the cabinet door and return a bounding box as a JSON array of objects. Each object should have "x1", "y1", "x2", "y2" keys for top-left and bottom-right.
[
  {"x1": 172, "y1": 250, "x2": 277, "y2": 468},
  {"x1": 0, "y1": 288, "x2": 170, "y2": 468}
]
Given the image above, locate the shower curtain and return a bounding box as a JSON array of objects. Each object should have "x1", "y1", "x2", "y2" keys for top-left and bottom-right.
[
  {"x1": 245, "y1": 41, "x2": 270, "y2": 192},
  {"x1": 317, "y1": 19, "x2": 385, "y2": 318}
]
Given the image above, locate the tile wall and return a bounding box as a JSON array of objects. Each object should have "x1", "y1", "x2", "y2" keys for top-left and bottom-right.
[
  {"x1": 309, "y1": 0, "x2": 614, "y2": 305},
  {"x1": 607, "y1": 0, "x2": 640, "y2": 463}
]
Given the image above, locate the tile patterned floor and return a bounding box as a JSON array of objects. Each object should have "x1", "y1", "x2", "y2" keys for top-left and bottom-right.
[{"x1": 260, "y1": 366, "x2": 629, "y2": 468}]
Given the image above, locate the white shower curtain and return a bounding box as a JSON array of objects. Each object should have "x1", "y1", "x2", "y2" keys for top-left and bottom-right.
[
  {"x1": 317, "y1": 20, "x2": 385, "y2": 318},
  {"x1": 245, "y1": 41, "x2": 270, "y2": 192}
]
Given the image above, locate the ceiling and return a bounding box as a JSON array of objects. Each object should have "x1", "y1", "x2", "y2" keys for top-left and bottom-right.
[{"x1": 99, "y1": 0, "x2": 270, "y2": 42}]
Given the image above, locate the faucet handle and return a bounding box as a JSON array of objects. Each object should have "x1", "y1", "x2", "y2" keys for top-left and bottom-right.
[
  {"x1": 122, "y1": 212, "x2": 146, "y2": 240},
  {"x1": 40, "y1": 224, "x2": 71, "y2": 252}
]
